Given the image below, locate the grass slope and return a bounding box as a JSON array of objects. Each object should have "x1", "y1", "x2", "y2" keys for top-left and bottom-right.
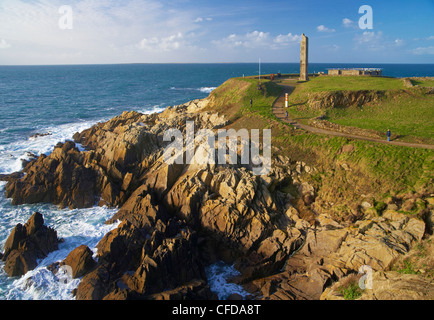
[
  {"x1": 206, "y1": 77, "x2": 284, "y2": 122},
  {"x1": 288, "y1": 76, "x2": 434, "y2": 144}
]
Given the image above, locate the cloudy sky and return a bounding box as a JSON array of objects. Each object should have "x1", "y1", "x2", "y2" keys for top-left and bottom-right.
[{"x1": 0, "y1": 0, "x2": 433, "y2": 65}]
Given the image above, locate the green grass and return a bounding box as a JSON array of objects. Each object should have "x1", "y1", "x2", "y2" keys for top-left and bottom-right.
[
  {"x1": 230, "y1": 78, "x2": 283, "y2": 119},
  {"x1": 291, "y1": 76, "x2": 404, "y2": 97},
  {"x1": 209, "y1": 77, "x2": 284, "y2": 122},
  {"x1": 287, "y1": 76, "x2": 434, "y2": 143},
  {"x1": 411, "y1": 78, "x2": 434, "y2": 87},
  {"x1": 395, "y1": 260, "x2": 420, "y2": 275},
  {"x1": 210, "y1": 76, "x2": 434, "y2": 195},
  {"x1": 277, "y1": 133, "x2": 434, "y2": 192},
  {"x1": 339, "y1": 283, "x2": 363, "y2": 300},
  {"x1": 324, "y1": 91, "x2": 434, "y2": 142}
]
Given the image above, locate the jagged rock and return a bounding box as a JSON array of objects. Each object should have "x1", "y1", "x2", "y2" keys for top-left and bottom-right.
[
  {"x1": 143, "y1": 280, "x2": 218, "y2": 300},
  {"x1": 401, "y1": 198, "x2": 416, "y2": 212},
  {"x1": 6, "y1": 92, "x2": 430, "y2": 301},
  {"x1": 96, "y1": 220, "x2": 146, "y2": 274},
  {"x1": 5, "y1": 141, "x2": 98, "y2": 209},
  {"x1": 322, "y1": 271, "x2": 434, "y2": 300},
  {"x1": 2, "y1": 212, "x2": 59, "y2": 277},
  {"x1": 75, "y1": 265, "x2": 111, "y2": 300},
  {"x1": 308, "y1": 90, "x2": 384, "y2": 110},
  {"x1": 364, "y1": 271, "x2": 434, "y2": 300},
  {"x1": 121, "y1": 227, "x2": 206, "y2": 296},
  {"x1": 105, "y1": 186, "x2": 168, "y2": 231},
  {"x1": 62, "y1": 245, "x2": 96, "y2": 278}
]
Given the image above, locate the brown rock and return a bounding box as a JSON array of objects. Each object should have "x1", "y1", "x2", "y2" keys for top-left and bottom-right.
[
  {"x1": 401, "y1": 198, "x2": 416, "y2": 212},
  {"x1": 96, "y1": 220, "x2": 146, "y2": 273},
  {"x1": 62, "y1": 245, "x2": 96, "y2": 278},
  {"x1": 144, "y1": 280, "x2": 218, "y2": 300},
  {"x1": 126, "y1": 227, "x2": 206, "y2": 295},
  {"x1": 3, "y1": 249, "x2": 38, "y2": 277},
  {"x1": 5, "y1": 142, "x2": 98, "y2": 209},
  {"x1": 106, "y1": 186, "x2": 167, "y2": 231},
  {"x1": 227, "y1": 293, "x2": 243, "y2": 300},
  {"x1": 361, "y1": 271, "x2": 434, "y2": 300},
  {"x1": 2, "y1": 212, "x2": 59, "y2": 277},
  {"x1": 2, "y1": 223, "x2": 27, "y2": 259},
  {"x1": 75, "y1": 265, "x2": 110, "y2": 300}
]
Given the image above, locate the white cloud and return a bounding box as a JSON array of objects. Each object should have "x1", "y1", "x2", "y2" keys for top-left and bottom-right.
[
  {"x1": 0, "y1": 0, "x2": 202, "y2": 64},
  {"x1": 213, "y1": 31, "x2": 300, "y2": 50},
  {"x1": 342, "y1": 18, "x2": 354, "y2": 28},
  {"x1": 138, "y1": 33, "x2": 185, "y2": 51},
  {"x1": 274, "y1": 33, "x2": 301, "y2": 45},
  {"x1": 213, "y1": 31, "x2": 269, "y2": 48},
  {"x1": 194, "y1": 17, "x2": 212, "y2": 22},
  {"x1": 394, "y1": 39, "x2": 404, "y2": 46},
  {"x1": 355, "y1": 31, "x2": 384, "y2": 50},
  {"x1": 354, "y1": 31, "x2": 407, "y2": 52},
  {"x1": 0, "y1": 39, "x2": 11, "y2": 49},
  {"x1": 317, "y1": 25, "x2": 335, "y2": 33},
  {"x1": 411, "y1": 46, "x2": 434, "y2": 55}
]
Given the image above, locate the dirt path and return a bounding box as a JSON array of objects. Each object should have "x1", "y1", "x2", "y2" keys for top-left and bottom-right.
[{"x1": 272, "y1": 85, "x2": 434, "y2": 150}]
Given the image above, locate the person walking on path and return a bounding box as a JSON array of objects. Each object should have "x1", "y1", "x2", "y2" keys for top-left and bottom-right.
[
  {"x1": 387, "y1": 129, "x2": 391, "y2": 142},
  {"x1": 286, "y1": 110, "x2": 288, "y2": 118},
  {"x1": 250, "y1": 99, "x2": 253, "y2": 108}
]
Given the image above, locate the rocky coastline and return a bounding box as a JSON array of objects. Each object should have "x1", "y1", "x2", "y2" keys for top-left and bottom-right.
[{"x1": 1, "y1": 96, "x2": 433, "y2": 300}]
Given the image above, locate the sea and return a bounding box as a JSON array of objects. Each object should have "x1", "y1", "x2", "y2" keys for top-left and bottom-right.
[{"x1": 0, "y1": 63, "x2": 433, "y2": 300}]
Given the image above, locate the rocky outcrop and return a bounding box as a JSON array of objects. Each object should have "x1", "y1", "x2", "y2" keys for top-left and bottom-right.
[
  {"x1": 4, "y1": 99, "x2": 227, "y2": 210},
  {"x1": 75, "y1": 217, "x2": 211, "y2": 300},
  {"x1": 362, "y1": 271, "x2": 434, "y2": 300},
  {"x1": 120, "y1": 227, "x2": 206, "y2": 296},
  {"x1": 244, "y1": 208, "x2": 427, "y2": 300},
  {"x1": 75, "y1": 264, "x2": 111, "y2": 300},
  {"x1": 4, "y1": 141, "x2": 98, "y2": 209},
  {"x1": 3, "y1": 94, "x2": 432, "y2": 300},
  {"x1": 321, "y1": 271, "x2": 434, "y2": 300},
  {"x1": 2, "y1": 212, "x2": 60, "y2": 277},
  {"x1": 308, "y1": 90, "x2": 385, "y2": 110},
  {"x1": 64, "y1": 245, "x2": 96, "y2": 278}
]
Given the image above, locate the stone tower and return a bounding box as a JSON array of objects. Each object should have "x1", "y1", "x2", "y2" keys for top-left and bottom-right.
[{"x1": 300, "y1": 34, "x2": 309, "y2": 81}]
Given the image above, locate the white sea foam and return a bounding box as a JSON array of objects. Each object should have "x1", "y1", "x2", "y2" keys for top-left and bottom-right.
[
  {"x1": 137, "y1": 104, "x2": 166, "y2": 115},
  {"x1": 170, "y1": 86, "x2": 216, "y2": 94},
  {"x1": 205, "y1": 262, "x2": 248, "y2": 300},
  {"x1": 0, "y1": 120, "x2": 97, "y2": 175},
  {"x1": 199, "y1": 87, "x2": 217, "y2": 93},
  {"x1": 0, "y1": 182, "x2": 120, "y2": 300},
  {"x1": 0, "y1": 102, "x2": 167, "y2": 175}
]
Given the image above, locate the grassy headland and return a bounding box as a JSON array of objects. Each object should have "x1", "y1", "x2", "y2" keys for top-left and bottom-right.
[
  {"x1": 287, "y1": 76, "x2": 434, "y2": 144},
  {"x1": 206, "y1": 76, "x2": 434, "y2": 221}
]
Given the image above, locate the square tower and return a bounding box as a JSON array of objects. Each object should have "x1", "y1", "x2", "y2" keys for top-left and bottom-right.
[{"x1": 300, "y1": 34, "x2": 309, "y2": 81}]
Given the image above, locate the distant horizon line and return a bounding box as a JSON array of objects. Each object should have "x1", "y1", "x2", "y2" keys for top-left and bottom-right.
[{"x1": 1, "y1": 62, "x2": 434, "y2": 67}]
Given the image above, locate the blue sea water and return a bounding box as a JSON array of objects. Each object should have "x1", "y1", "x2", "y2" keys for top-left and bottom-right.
[{"x1": 0, "y1": 63, "x2": 433, "y2": 300}]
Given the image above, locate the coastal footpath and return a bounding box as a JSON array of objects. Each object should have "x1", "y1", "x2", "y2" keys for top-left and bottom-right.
[{"x1": 1, "y1": 76, "x2": 433, "y2": 300}]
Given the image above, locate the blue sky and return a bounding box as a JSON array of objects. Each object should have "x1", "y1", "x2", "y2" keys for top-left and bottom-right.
[{"x1": 0, "y1": 0, "x2": 433, "y2": 64}]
